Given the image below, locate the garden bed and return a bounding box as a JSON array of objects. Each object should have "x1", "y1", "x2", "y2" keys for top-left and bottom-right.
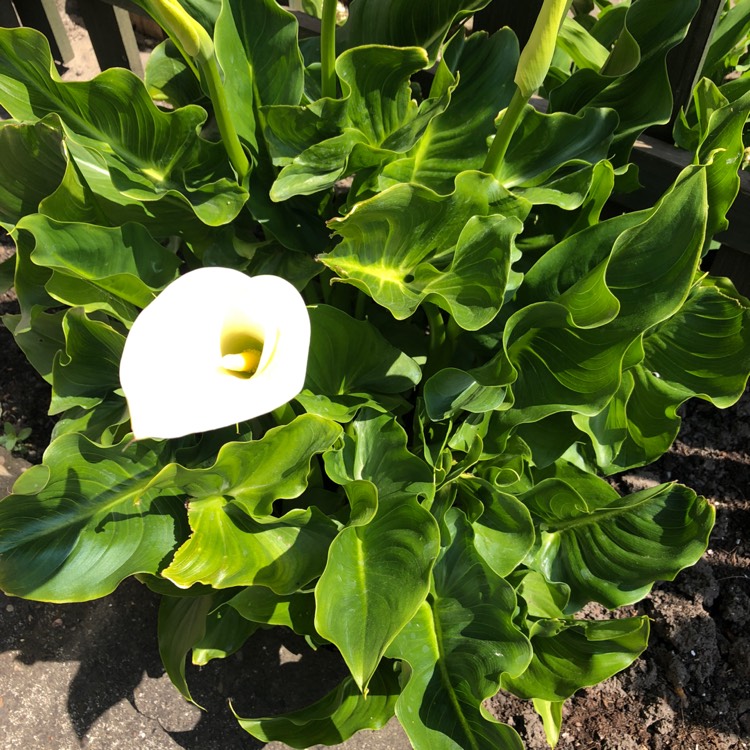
[{"x1": 1, "y1": 256, "x2": 748, "y2": 748}]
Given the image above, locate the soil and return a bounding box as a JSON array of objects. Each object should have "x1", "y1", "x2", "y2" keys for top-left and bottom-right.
[{"x1": 1, "y1": 4, "x2": 749, "y2": 748}]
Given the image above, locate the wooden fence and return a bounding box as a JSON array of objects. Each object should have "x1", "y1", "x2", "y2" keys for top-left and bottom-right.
[{"x1": 3, "y1": 0, "x2": 749, "y2": 291}]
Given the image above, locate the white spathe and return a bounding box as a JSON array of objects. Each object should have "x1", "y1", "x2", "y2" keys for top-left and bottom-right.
[{"x1": 119, "y1": 267, "x2": 310, "y2": 439}]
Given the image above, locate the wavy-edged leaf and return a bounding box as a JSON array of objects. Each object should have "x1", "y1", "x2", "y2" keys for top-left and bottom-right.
[
  {"x1": 227, "y1": 585, "x2": 316, "y2": 636},
  {"x1": 20, "y1": 215, "x2": 180, "y2": 323},
  {"x1": 0, "y1": 27, "x2": 246, "y2": 227},
  {"x1": 496, "y1": 106, "x2": 618, "y2": 190},
  {"x1": 165, "y1": 500, "x2": 337, "y2": 593},
  {"x1": 380, "y1": 29, "x2": 519, "y2": 193},
  {"x1": 522, "y1": 476, "x2": 715, "y2": 609},
  {"x1": 236, "y1": 662, "x2": 401, "y2": 748},
  {"x1": 49, "y1": 308, "x2": 124, "y2": 414},
  {"x1": 158, "y1": 415, "x2": 342, "y2": 517},
  {"x1": 500, "y1": 167, "x2": 708, "y2": 428},
  {"x1": 342, "y1": 0, "x2": 492, "y2": 63},
  {"x1": 323, "y1": 173, "x2": 527, "y2": 323},
  {"x1": 0, "y1": 118, "x2": 66, "y2": 230},
  {"x1": 318, "y1": 412, "x2": 439, "y2": 691},
  {"x1": 214, "y1": 0, "x2": 304, "y2": 153},
  {"x1": 550, "y1": 0, "x2": 700, "y2": 159},
  {"x1": 577, "y1": 275, "x2": 750, "y2": 472},
  {"x1": 457, "y1": 477, "x2": 535, "y2": 578},
  {"x1": 387, "y1": 511, "x2": 531, "y2": 750},
  {"x1": 269, "y1": 45, "x2": 441, "y2": 200},
  {"x1": 323, "y1": 409, "x2": 435, "y2": 502},
  {"x1": 162, "y1": 416, "x2": 342, "y2": 591},
  {"x1": 192, "y1": 600, "x2": 258, "y2": 665},
  {"x1": 502, "y1": 616, "x2": 650, "y2": 701},
  {"x1": 0, "y1": 435, "x2": 185, "y2": 602}
]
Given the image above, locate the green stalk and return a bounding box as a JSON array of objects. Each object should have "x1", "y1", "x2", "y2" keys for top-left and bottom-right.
[
  {"x1": 482, "y1": 86, "x2": 528, "y2": 178},
  {"x1": 320, "y1": 0, "x2": 338, "y2": 99},
  {"x1": 483, "y1": 0, "x2": 570, "y2": 179},
  {"x1": 139, "y1": 0, "x2": 249, "y2": 182},
  {"x1": 198, "y1": 53, "x2": 250, "y2": 183}
]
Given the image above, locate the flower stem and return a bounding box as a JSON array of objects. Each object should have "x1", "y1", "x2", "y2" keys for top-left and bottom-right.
[
  {"x1": 320, "y1": 0, "x2": 338, "y2": 99},
  {"x1": 140, "y1": 0, "x2": 249, "y2": 183},
  {"x1": 198, "y1": 53, "x2": 250, "y2": 183},
  {"x1": 482, "y1": 85, "x2": 527, "y2": 179}
]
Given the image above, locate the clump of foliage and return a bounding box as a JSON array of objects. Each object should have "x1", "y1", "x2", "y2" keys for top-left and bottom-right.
[{"x1": 0, "y1": 0, "x2": 749, "y2": 747}]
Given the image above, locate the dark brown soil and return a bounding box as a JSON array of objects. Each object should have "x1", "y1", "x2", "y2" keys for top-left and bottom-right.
[
  {"x1": 1, "y1": 233, "x2": 749, "y2": 747},
  {"x1": 489, "y1": 392, "x2": 750, "y2": 750}
]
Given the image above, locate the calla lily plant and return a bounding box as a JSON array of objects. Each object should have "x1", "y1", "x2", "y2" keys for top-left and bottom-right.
[
  {"x1": 119, "y1": 268, "x2": 310, "y2": 439},
  {"x1": 0, "y1": 1, "x2": 749, "y2": 749}
]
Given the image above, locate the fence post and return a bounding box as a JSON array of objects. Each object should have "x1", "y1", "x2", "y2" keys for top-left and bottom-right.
[
  {"x1": 12, "y1": 0, "x2": 74, "y2": 64},
  {"x1": 77, "y1": 0, "x2": 144, "y2": 76}
]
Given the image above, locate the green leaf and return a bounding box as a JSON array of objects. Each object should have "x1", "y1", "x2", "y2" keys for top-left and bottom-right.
[
  {"x1": 227, "y1": 585, "x2": 316, "y2": 636},
  {"x1": 165, "y1": 500, "x2": 337, "y2": 593},
  {"x1": 502, "y1": 617, "x2": 650, "y2": 701},
  {"x1": 317, "y1": 412, "x2": 439, "y2": 692},
  {"x1": 501, "y1": 168, "x2": 708, "y2": 427},
  {"x1": 0, "y1": 28, "x2": 246, "y2": 227},
  {"x1": 423, "y1": 363, "x2": 509, "y2": 421},
  {"x1": 298, "y1": 305, "x2": 421, "y2": 421},
  {"x1": 522, "y1": 476, "x2": 715, "y2": 609},
  {"x1": 269, "y1": 45, "x2": 435, "y2": 200},
  {"x1": 323, "y1": 173, "x2": 526, "y2": 323},
  {"x1": 0, "y1": 435, "x2": 186, "y2": 602},
  {"x1": 496, "y1": 107, "x2": 618, "y2": 189},
  {"x1": 550, "y1": 0, "x2": 700, "y2": 159},
  {"x1": 158, "y1": 593, "x2": 214, "y2": 704},
  {"x1": 457, "y1": 477, "x2": 535, "y2": 578},
  {"x1": 49, "y1": 308, "x2": 125, "y2": 414},
  {"x1": 20, "y1": 215, "x2": 180, "y2": 323},
  {"x1": 0, "y1": 118, "x2": 66, "y2": 230},
  {"x1": 3, "y1": 308, "x2": 65, "y2": 383},
  {"x1": 387, "y1": 511, "x2": 532, "y2": 750},
  {"x1": 192, "y1": 602, "x2": 258, "y2": 665},
  {"x1": 342, "y1": 0, "x2": 493, "y2": 63},
  {"x1": 236, "y1": 662, "x2": 401, "y2": 748},
  {"x1": 557, "y1": 17, "x2": 610, "y2": 71},
  {"x1": 702, "y1": 0, "x2": 750, "y2": 78},
  {"x1": 145, "y1": 39, "x2": 203, "y2": 108},
  {"x1": 162, "y1": 416, "x2": 342, "y2": 591},
  {"x1": 577, "y1": 275, "x2": 750, "y2": 473},
  {"x1": 323, "y1": 410, "x2": 435, "y2": 502},
  {"x1": 214, "y1": 0, "x2": 304, "y2": 152},
  {"x1": 642, "y1": 276, "x2": 750, "y2": 405},
  {"x1": 380, "y1": 29, "x2": 519, "y2": 193}
]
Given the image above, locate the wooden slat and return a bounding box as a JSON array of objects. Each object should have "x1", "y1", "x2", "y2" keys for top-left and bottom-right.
[
  {"x1": 77, "y1": 0, "x2": 144, "y2": 76},
  {"x1": 13, "y1": 0, "x2": 74, "y2": 64}
]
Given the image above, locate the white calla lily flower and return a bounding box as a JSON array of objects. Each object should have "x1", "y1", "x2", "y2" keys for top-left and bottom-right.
[{"x1": 119, "y1": 267, "x2": 310, "y2": 440}]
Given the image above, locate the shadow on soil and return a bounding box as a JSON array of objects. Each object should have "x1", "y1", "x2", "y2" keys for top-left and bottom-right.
[{"x1": 0, "y1": 578, "x2": 349, "y2": 750}]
